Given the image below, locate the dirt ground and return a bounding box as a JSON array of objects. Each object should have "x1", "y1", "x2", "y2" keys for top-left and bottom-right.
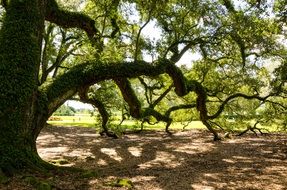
[{"x1": 2, "y1": 125, "x2": 287, "y2": 190}]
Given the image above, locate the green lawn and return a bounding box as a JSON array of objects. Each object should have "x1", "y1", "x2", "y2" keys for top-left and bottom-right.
[
  {"x1": 48, "y1": 115, "x2": 97, "y2": 127},
  {"x1": 47, "y1": 115, "x2": 286, "y2": 133},
  {"x1": 47, "y1": 115, "x2": 206, "y2": 130}
]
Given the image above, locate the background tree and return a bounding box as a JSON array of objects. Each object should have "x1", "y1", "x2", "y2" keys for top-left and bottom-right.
[{"x1": 53, "y1": 104, "x2": 76, "y2": 116}]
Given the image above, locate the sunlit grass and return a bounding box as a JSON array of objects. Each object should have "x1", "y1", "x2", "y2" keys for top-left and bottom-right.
[
  {"x1": 47, "y1": 115, "x2": 286, "y2": 133},
  {"x1": 48, "y1": 115, "x2": 96, "y2": 127},
  {"x1": 47, "y1": 115, "x2": 206, "y2": 130}
]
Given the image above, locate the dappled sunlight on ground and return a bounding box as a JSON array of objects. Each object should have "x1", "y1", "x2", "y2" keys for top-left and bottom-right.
[
  {"x1": 33, "y1": 126, "x2": 287, "y2": 190},
  {"x1": 127, "y1": 146, "x2": 142, "y2": 157},
  {"x1": 138, "y1": 151, "x2": 183, "y2": 169}
]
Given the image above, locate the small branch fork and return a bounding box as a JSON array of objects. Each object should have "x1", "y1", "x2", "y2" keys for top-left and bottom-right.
[{"x1": 237, "y1": 121, "x2": 268, "y2": 136}]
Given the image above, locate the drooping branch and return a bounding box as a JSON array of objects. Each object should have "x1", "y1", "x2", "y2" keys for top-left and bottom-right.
[
  {"x1": 142, "y1": 108, "x2": 172, "y2": 134},
  {"x1": 237, "y1": 121, "x2": 268, "y2": 136},
  {"x1": 166, "y1": 65, "x2": 225, "y2": 139},
  {"x1": 114, "y1": 78, "x2": 142, "y2": 118},
  {"x1": 162, "y1": 103, "x2": 197, "y2": 133},
  {"x1": 113, "y1": 76, "x2": 173, "y2": 133},
  {"x1": 186, "y1": 80, "x2": 220, "y2": 140},
  {"x1": 116, "y1": 77, "x2": 206, "y2": 135},
  {"x1": 77, "y1": 87, "x2": 117, "y2": 138}
]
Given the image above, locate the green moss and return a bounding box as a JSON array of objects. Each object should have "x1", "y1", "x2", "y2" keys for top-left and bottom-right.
[
  {"x1": 49, "y1": 159, "x2": 69, "y2": 165},
  {"x1": 105, "y1": 178, "x2": 134, "y2": 189}
]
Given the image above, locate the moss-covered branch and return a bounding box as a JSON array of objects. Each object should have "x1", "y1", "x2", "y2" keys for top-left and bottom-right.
[
  {"x1": 165, "y1": 65, "x2": 220, "y2": 139},
  {"x1": 165, "y1": 63, "x2": 188, "y2": 96},
  {"x1": 45, "y1": 60, "x2": 167, "y2": 114},
  {"x1": 45, "y1": 0, "x2": 99, "y2": 39},
  {"x1": 44, "y1": 58, "x2": 220, "y2": 139},
  {"x1": 187, "y1": 80, "x2": 220, "y2": 140},
  {"x1": 45, "y1": 55, "x2": 269, "y2": 140},
  {"x1": 114, "y1": 78, "x2": 142, "y2": 118}
]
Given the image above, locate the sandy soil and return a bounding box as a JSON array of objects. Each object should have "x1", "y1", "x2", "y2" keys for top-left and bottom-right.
[{"x1": 1, "y1": 125, "x2": 287, "y2": 190}]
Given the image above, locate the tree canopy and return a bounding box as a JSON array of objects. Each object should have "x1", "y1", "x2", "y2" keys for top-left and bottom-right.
[
  {"x1": 40, "y1": 0, "x2": 287, "y2": 137},
  {"x1": 0, "y1": 0, "x2": 286, "y2": 174}
]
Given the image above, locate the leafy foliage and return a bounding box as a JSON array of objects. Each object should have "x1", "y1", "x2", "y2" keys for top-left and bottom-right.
[
  {"x1": 0, "y1": 0, "x2": 287, "y2": 173},
  {"x1": 38, "y1": 0, "x2": 287, "y2": 137}
]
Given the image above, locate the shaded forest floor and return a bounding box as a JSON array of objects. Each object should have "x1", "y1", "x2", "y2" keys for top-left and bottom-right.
[{"x1": 2, "y1": 125, "x2": 287, "y2": 190}]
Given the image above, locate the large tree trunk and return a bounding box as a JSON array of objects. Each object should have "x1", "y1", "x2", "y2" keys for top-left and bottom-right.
[{"x1": 0, "y1": 0, "x2": 48, "y2": 174}]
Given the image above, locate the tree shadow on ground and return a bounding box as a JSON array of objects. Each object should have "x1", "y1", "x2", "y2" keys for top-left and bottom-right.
[{"x1": 35, "y1": 126, "x2": 287, "y2": 190}]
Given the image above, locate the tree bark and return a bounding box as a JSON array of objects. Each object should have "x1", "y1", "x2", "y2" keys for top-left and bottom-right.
[{"x1": 0, "y1": 0, "x2": 49, "y2": 174}]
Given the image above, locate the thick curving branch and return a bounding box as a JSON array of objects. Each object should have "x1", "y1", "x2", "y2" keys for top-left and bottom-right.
[
  {"x1": 44, "y1": 57, "x2": 257, "y2": 140},
  {"x1": 45, "y1": 60, "x2": 167, "y2": 115},
  {"x1": 187, "y1": 80, "x2": 220, "y2": 140},
  {"x1": 165, "y1": 64, "x2": 220, "y2": 140},
  {"x1": 45, "y1": 0, "x2": 100, "y2": 40},
  {"x1": 165, "y1": 63, "x2": 189, "y2": 96}
]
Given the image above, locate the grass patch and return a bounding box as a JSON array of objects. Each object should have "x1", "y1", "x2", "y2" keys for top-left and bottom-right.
[
  {"x1": 47, "y1": 116, "x2": 286, "y2": 133},
  {"x1": 48, "y1": 115, "x2": 206, "y2": 130},
  {"x1": 48, "y1": 115, "x2": 96, "y2": 127}
]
